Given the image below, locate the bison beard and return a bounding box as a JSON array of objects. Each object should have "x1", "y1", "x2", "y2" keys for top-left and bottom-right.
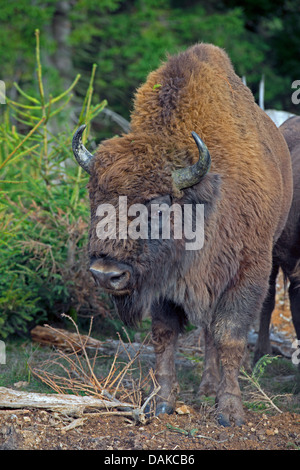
[
  {"x1": 112, "y1": 174, "x2": 221, "y2": 328},
  {"x1": 72, "y1": 43, "x2": 293, "y2": 426}
]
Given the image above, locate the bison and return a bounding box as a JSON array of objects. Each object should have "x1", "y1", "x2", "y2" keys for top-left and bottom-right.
[
  {"x1": 254, "y1": 115, "x2": 300, "y2": 364},
  {"x1": 72, "y1": 44, "x2": 292, "y2": 426}
]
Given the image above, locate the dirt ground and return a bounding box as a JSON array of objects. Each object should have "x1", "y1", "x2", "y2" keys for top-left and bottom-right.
[
  {"x1": 0, "y1": 405, "x2": 299, "y2": 451},
  {"x1": 1, "y1": 273, "x2": 300, "y2": 451}
]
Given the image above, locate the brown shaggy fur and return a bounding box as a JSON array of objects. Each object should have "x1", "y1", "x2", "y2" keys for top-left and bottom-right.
[
  {"x1": 88, "y1": 43, "x2": 292, "y2": 320},
  {"x1": 86, "y1": 43, "x2": 293, "y2": 425}
]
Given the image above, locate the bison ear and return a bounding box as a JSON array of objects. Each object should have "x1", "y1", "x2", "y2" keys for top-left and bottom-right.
[
  {"x1": 72, "y1": 124, "x2": 94, "y2": 174},
  {"x1": 172, "y1": 132, "x2": 211, "y2": 190}
]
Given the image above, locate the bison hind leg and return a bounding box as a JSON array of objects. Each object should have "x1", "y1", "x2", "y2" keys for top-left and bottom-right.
[
  {"x1": 198, "y1": 327, "x2": 220, "y2": 397},
  {"x1": 254, "y1": 263, "x2": 279, "y2": 364}
]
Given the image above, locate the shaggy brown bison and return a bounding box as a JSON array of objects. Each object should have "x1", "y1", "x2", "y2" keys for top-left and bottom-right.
[
  {"x1": 72, "y1": 44, "x2": 292, "y2": 426},
  {"x1": 254, "y1": 115, "x2": 300, "y2": 364}
]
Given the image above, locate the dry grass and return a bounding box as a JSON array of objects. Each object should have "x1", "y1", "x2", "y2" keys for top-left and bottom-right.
[{"x1": 28, "y1": 315, "x2": 160, "y2": 422}]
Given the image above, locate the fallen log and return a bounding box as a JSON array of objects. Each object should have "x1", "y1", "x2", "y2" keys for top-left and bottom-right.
[
  {"x1": 0, "y1": 386, "x2": 135, "y2": 416},
  {"x1": 30, "y1": 325, "x2": 104, "y2": 353},
  {"x1": 0, "y1": 385, "x2": 160, "y2": 423},
  {"x1": 30, "y1": 325, "x2": 202, "y2": 364},
  {"x1": 30, "y1": 324, "x2": 155, "y2": 357},
  {"x1": 30, "y1": 324, "x2": 162, "y2": 366}
]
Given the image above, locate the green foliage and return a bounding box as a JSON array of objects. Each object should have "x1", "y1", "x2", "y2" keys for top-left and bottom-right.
[
  {"x1": 251, "y1": 354, "x2": 279, "y2": 382},
  {"x1": 0, "y1": 1, "x2": 55, "y2": 84},
  {"x1": 2, "y1": 0, "x2": 298, "y2": 139},
  {"x1": 241, "y1": 355, "x2": 283, "y2": 413},
  {"x1": 0, "y1": 31, "x2": 108, "y2": 339},
  {"x1": 76, "y1": 2, "x2": 262, "y2": 119},
  {"x1": 68, "y1": 0, "x2": 299, "y2": 123}
]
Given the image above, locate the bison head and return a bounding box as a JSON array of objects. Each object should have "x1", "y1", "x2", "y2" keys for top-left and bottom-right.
[{"x1": 72, "y1": 125, "x2": 220, "y2": 325}]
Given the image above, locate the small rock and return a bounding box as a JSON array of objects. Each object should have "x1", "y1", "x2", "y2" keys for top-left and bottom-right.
[
  {"x1": 176, "y1": 405, "x2": 190, "y2": 415},
  {"x1": 266, "y1": 428, "x2": 279, "y2": 436},
  {"x1": 9, "y1": 414, "x2": 18, "y2": 422},
  {"x1": 39, "y1": 411, "x2": 48, "y2": 423},
  {"x1": 13, "y1": 381, "x2": 29, "y2": 389},
  {"x1": 218, "y1": 431, "x2": 228, "y2": 441},
  {"x1": 256, "y1": 429, "x2": 266, "y2": 441}
]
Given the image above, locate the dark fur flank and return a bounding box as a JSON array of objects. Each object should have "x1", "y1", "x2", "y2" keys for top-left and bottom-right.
[{"x1": 255, "y1": 116, "x2": 300, "y2": 364}]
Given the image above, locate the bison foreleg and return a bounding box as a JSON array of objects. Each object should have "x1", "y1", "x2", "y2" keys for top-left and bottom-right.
[
  {"x1": 146, "y1": 301, "x2": 185, "y2": 416},
  {"x1": 151, "y1": 322, "x2": 178, "y2": 415},
  {"x1": 215, "y1": 335, "x2": 246, "y2": 427}
]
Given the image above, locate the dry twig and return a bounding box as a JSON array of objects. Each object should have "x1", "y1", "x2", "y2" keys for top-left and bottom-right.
[{"x1": 28, "y1": 316, "x2": 159, "y2": 422}]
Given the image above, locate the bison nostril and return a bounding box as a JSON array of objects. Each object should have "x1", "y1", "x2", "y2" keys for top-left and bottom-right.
[
  {"x1": 89, "y1": 263, "x2": 131, "y2": 292},
  {"x1": 111, "y1": 272, "x2": 126, "y2": 280},
  {"x1": 110, "y1": 271, "x2": 129, "y2": 287}
]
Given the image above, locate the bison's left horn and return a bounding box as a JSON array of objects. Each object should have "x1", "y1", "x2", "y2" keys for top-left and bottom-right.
[
  {"x1": 72, "y1": 124, "x2": 94, "y2": 174},
  {"x1": 172, "y1": 131, "x2": 211, "y2": 190}
]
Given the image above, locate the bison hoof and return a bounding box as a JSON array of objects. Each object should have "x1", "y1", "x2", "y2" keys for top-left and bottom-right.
[
  {"x1": 216, "y1": 393, "x2": 245, "y2": 427},
  {"x1": 217, "y1": 413, "x2": 244, "y2": 427},
  {"x1": 155, "y1": 402, "x2": 174, "y2": 416},
  {"x1": 217, "y1": 413, "x2": 231, "y2": 427},
  {"x1": 144, "y1": 401, "x2": 174, "y2": 418}
]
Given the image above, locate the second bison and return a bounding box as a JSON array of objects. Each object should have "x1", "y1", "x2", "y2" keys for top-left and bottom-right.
[{"x1": 255, "y1": 115, "x2": 300, "y2": 364}]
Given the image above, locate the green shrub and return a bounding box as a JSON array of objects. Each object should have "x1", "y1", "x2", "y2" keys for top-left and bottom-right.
[{"x1": 0, "y1": 30, "x2": 110, "y2": 339}]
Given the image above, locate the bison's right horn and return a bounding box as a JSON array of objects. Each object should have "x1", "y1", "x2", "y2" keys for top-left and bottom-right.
[
  {"x1": 172, "y1": 131, "x2": 211, "y2": 190},
  {"x1": 72, "y1": 124, "x2": 94, "y2": 174}
]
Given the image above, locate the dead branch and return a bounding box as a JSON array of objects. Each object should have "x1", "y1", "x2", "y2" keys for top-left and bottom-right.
[
  {"x1": 0, "y1": 386, "x2": 135, "y2": 416},
  {"x1": 31, "y1": 324, "x2": 104, "y2": 353},
  {"x1": 30, "y1": 324, "x2": 201, "y2": 364},
  {"x1": 30, "y1": 324, "x2": 156, "y2": 359},
  {"x1": 26, "y1": 318, "x2": 161, "y2": 422}
]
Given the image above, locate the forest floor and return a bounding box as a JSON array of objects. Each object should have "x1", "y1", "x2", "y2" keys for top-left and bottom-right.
[
  {"x1": 0, "y1": 272, "x2": 300, "y2": 451},
  {"x1": 0, "y1": 404, "x2": 299, "y2": 451}
]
